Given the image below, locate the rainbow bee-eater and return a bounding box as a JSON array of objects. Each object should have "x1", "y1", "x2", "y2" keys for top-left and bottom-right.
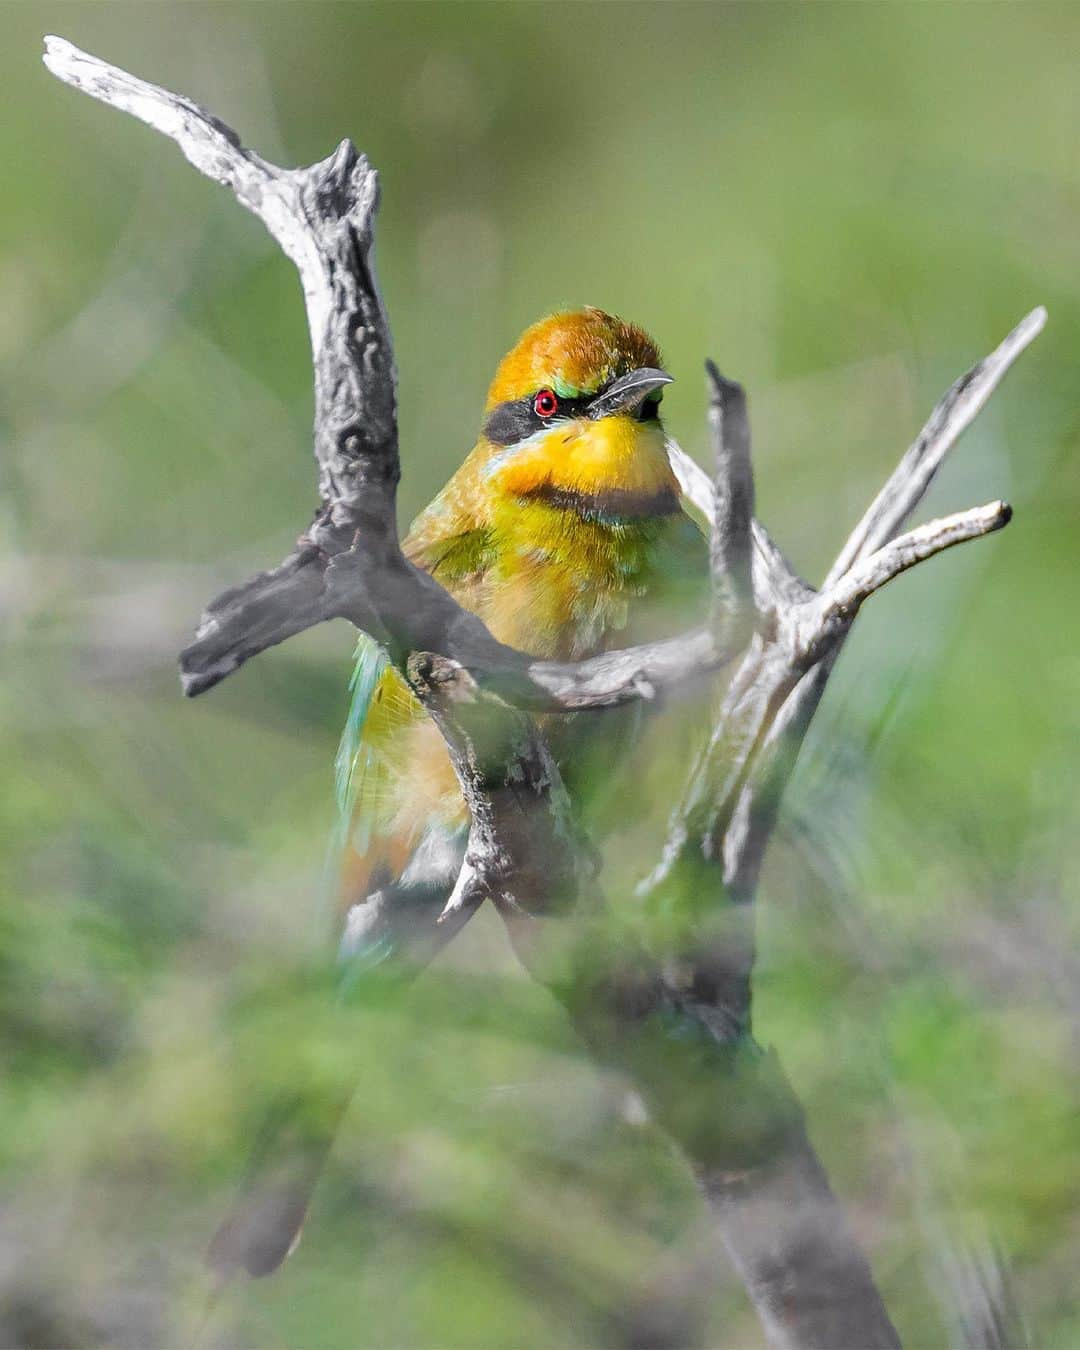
[{"x1": 210, "y1": 307, "x2": 708, "y2": 1278}]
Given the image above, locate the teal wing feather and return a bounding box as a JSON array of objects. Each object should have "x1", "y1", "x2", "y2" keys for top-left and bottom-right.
[
  {"x1": 333, "y1": 633, "x2": 389, "y2": 848},
  {"x1": 315, "y1": 635, "x2": 389, "y2": 946}
]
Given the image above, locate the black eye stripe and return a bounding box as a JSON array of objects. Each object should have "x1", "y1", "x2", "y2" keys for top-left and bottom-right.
[
  {"x1": 481, "y1": 384, "x2": 661, "y2": 446},
  {"x1": 483, "y1": 391, "x2": 591, "y2": 446},
  {"x1": 482, "y1": 399, "x2": 535, "y2": 446}
]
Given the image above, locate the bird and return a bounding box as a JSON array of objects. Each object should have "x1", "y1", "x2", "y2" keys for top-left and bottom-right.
[{"x1": 208, "y1": 306, "x2": 709, "y2": 1279}]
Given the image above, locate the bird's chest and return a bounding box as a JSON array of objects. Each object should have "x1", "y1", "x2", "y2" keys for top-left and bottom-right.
[{"x1": 481, "y1": 501, "x2": 665, "y2": 660}]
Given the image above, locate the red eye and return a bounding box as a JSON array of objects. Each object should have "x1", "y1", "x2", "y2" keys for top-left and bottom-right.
[{"x1": 533, "y1": 388, "x2": 558, "y2": 418}]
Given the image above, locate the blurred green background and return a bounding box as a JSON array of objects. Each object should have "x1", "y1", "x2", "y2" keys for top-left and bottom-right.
[{"x1": 2, "y1": 2, "x2": 1078, "y2": 1346}]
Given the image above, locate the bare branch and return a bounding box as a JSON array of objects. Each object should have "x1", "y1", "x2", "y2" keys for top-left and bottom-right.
[
  {"x1": 666, "y1": 435, "x2": 812, "y2": 613},
  {"x1": 178, "y1": 545, "x2": 346, "y2": 697},
  {"x1": 706, "y1": 363, "x2": 755, "y2": 635},
  {"x1": 664, "y1": 433, "x2": 715, "y2": 521},
  {"x1": 178, "y1": 538, "x2": 739, "y2": 710},
  {"x1": 496, "y1": 890, "x2": 903, "y2": 1350},
  {"x1": 403, "y1": 654, "x2": 591, "y2": 924},
  {"x1": 45, "y1": 35, "x2": 342, "y2": 357},
  {"x1": 812, "y1": 500, "x2": 1012, "y2": 643},
  {"x1": 720, "y1": 496, "x2": 1015, "y2": 902},
  {"x1": 721, "y1": 658, "x2": 834, "y2": 906},
  {"x1": 628, "y1": 328, "x2": 1036, "y2": 1345},
  {"x1": 500, "y1": 628, "x2": 719, "y2": 709},
  {"x1": 700, "y1": 1068, "x2": 902, "y2": 1350},
  {"x1": 716, "y1": 317, "x2": 1037, "y2": 927}
]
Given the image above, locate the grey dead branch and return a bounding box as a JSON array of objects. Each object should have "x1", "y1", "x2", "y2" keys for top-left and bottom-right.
[{"x1": 45, "y1": 34, "x2": 1045, "y2": 1350}]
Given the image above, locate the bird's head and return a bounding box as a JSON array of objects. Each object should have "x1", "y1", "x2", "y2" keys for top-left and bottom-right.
[{"x1": 480, "y1": 308, "x2": 677, "y2": 509}]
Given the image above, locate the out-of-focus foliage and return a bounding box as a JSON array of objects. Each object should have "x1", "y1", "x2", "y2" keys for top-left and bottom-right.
[{"x1": 2, "y1": 3, "x2": 1078, "y2": 1346}]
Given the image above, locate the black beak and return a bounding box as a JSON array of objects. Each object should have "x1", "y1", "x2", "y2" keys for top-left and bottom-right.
[{"x1": 586, "y1": 367, "x2": 673, "y2": 419}]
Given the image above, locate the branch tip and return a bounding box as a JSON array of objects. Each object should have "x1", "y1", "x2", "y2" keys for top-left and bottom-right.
[
  {"x1": 1015, "y1": 304, "x2": 1048, "y2": 342},
  {"x1": 438, "y1": 866, "x2": 485, "y2": 923},
  {"x1": 813, "y1": 498, "x2": 1015, "y2": 641},
  {"x1": 704, "y1": 357, "x2": 745, "y2": 405}
]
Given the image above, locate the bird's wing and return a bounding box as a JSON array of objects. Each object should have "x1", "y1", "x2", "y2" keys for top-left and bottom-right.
[
  {"x1": 334, "y1": 634, "x2": 390, "y2": 854},
  {"x1": 402, "y1": 442, "x2": 495, "y2": 579}
]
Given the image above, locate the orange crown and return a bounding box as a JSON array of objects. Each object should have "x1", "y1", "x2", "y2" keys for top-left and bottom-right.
[{"x1": 485, "y1": 307, "x2": 662, "y2": 411}]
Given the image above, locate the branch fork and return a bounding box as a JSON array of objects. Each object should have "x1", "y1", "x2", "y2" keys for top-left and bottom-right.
[{"x1": 45, "y1": 34, "x2": 1045, "y2": 1349}]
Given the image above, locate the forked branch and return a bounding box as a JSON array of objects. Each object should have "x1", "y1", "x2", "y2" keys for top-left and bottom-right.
[{"x1": 45, "y1": 34, "x2": 1045, "y2": 1350}]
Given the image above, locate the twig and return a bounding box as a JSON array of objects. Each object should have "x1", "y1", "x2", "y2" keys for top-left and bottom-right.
[{"x1": 812, "y1": 500, "x2": 1012, "y2": 643}]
